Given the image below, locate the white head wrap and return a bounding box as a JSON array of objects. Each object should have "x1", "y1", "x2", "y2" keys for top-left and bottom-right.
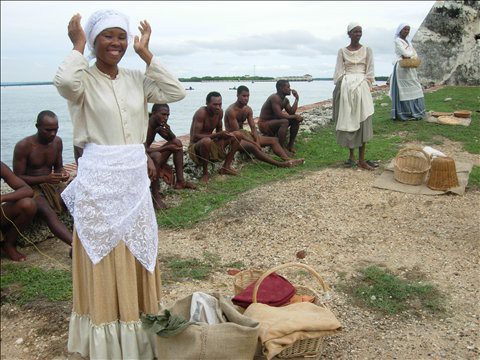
[
  {"x1": 84, "y1": 9, "x2": 131, "y2": 60},
  {"x1": 395, "y1": 23, "x2": 410, "y2": 39},
  {"x1": 347, "y1": 22, "x2": 361, "y2": 34}
]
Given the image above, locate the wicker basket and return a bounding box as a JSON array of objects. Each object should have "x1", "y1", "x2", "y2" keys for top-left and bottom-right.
[
  {"x1": 427, "y1": 157, "x2": 459, "y2": 190},
  {"x1": 438, "y1": 115, "x2": 462, "y2": 125},
  {"x1": 393, "y1": 147, "x2": 431, "y2": 185},
  {"x1": 431, "y1": 111, "x2": 453, "y2": 118},
  {"x1": 399, "y1": 57, "x2": 421, "y2": 68},
  {"x1": 453, "y1": 110, "x2": 472, "y2": 118},
  {"x1": 246, "y1": 263, "x2": 331, "y2": 360}
]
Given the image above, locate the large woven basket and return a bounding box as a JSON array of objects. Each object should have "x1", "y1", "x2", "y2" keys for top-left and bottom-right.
[
  {"x1": 393, "y1": 147, "x2": 431, "y2": 185},
  {"x1": 453, "y1": 110, "x2": 472, "y2": 118},
  {"x1": 427, "y1": 157, "x2": 459, "y2": 190},
  {"x1": 239, "y1": 263, "x2": 331, "y2": 360},
  {"x1": 399, "y1": 57, "x2": 421, "y2": 68}
]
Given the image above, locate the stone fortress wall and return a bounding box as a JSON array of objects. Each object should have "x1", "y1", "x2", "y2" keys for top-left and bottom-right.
[{"x1": 412, "y1": 0, "x2": 480, "y2": 86}]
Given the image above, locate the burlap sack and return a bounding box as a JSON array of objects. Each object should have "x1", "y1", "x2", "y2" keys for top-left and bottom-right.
[{"x1": 156, "y1": 293, "x2": 260, "y2": 360}]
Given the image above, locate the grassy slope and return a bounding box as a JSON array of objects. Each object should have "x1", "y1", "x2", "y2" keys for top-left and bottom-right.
[{"x1": 157, "y1": 86, "x2": 479, "y2": 228}]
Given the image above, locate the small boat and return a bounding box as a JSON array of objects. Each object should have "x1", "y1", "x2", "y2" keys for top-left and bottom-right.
[
  {"x1": 185, "y1": 86, "x2": 194, "y2": 90},
  {"x1": 229, "y1": 86, "x2": 237, "y2": 90}
]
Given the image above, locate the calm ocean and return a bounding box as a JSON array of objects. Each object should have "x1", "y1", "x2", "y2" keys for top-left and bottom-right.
[{"x1": 1, "y1": 80, "x2": 340, "y2": 168}]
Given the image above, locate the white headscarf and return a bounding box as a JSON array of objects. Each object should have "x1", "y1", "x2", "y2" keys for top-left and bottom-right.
[
  {"x1": 84, "y1": 9, "x2": 132, "y2": 60},
  {"x1": 395, "y1": 23, "x2": 409, "y2": 39},
  {"x1": 347, "y1": 22, "x2": 361, "y2": 34}
]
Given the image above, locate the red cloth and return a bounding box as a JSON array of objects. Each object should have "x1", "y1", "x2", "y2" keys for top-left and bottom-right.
[{"x1": 232, "y1": 273, "x2": 296, "y2": 308}]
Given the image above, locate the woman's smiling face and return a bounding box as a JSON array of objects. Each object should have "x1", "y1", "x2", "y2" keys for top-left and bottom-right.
[{"x1": 94, "y1": 27, "x2": 128, "y2": 66}]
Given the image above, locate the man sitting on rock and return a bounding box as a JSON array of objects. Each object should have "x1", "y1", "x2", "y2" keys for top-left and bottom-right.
[
  {"x1": 13, "y1": 110, "x2": 72, "y2": 254},
  {"x1": 146, "y1": 103, "x2": 196, "y2": 209},
  {"x1": 188, "y1": 91, "x2": 241, "y2": 183},
  {"x1": 1, "y1": 162, "x2": 37, "y2": 261},
  {"x1": 258, "y1": 80, "x2": 303, "y2": 155},
  {"x1": 224, "y1": 85, "x2": 304, "y2": 168}
]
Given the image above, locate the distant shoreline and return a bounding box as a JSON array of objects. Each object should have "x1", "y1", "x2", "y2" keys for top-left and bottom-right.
[{"x1": 1, "y1": 77, "x2": 390, "y2": 87}]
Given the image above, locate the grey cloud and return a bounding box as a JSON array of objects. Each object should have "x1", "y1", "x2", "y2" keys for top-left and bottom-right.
[{"x1": 152, "y1": 27, "x2": 398, "y2": 59}]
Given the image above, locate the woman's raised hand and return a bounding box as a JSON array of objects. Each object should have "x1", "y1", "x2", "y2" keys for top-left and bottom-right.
[
  {"x1": 68, "y1": 14, "x2": 86, "y2": 54},
  {"x1": 134, "y1": 20, "x2": 153, "y2": 64}
]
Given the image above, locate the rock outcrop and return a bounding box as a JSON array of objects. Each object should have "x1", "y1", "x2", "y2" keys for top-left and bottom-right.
[{"x1": 412, "y1": 0, "x2": 480, "y2": 86}]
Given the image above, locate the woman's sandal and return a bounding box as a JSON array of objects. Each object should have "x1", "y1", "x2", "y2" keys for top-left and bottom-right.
[{"x1": 366, "y1": 160, "x2": 379, "y2": 168}]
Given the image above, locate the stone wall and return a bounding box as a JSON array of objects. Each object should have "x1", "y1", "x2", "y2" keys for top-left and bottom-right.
[{"x1": 412, "y1": 0, "x2": 480, "y2": 86}]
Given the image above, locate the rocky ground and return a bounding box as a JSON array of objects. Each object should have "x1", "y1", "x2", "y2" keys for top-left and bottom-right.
[{"x1": 1, "y1": 90, "x2": 479, "y2": 359}]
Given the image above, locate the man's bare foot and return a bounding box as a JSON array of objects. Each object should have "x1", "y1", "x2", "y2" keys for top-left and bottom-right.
[
  {"x1": 286, "y1": 146, "x2": 297, "y2": 154},
  {"x1": 281, "y1": 158, "x2": 305, "y2": 168},
  {"x1": 174, "y1": 181, "x2": 197, "y2": 190},
  {"x1": 358, "y1": 160, "x2": 375, "y2": 171},
  {"x1": 152, "y1": 194, "x2": 167, "y2": 210},
  {"x1": 284, "y1": 149, "x2": 295, "y2": 158},
  {"x1": 1, "y1": 244, "x2": 26, "y2": 262},
  {"x1": 219, "y1": 167, "x2": 238, "y2": 176},
  {"x1": 200, "y1": 174, "x2": 210, "y2": 183}
]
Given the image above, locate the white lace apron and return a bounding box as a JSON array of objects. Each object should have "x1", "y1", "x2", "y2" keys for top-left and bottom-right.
[
  {"x1": 61, "y1": 143, "x2": 158, "y2": 272},
  {"x1": 336, "y1": 72, "x2": 374, "y2": 132}
]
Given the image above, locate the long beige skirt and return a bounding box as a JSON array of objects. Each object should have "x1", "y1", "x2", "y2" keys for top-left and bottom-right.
[{"x1": 68, "y1": 230, "x2": 162, "y2": 359}]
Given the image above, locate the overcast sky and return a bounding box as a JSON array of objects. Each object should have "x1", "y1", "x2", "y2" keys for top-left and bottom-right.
[{"x1": 1, "y1": 1, "x2": 435, "y2": 82}]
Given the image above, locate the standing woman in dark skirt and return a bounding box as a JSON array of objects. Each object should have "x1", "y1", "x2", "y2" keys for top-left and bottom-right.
[
  {"x1": 389, "y1": 23, "x2": 425, "y2": 121},
  {"x1": 332, "y1": 22, "x2": 378, "y2": 170}
]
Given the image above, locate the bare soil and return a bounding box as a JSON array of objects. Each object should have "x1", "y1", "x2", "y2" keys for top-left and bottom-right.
[{"x1": 1, "y1": 139, "x2": 479, "y2": 359}]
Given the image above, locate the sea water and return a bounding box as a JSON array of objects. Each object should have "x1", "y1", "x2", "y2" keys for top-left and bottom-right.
[{"x1": 1, "y1": 80, "x2": 340, "y2": 168}]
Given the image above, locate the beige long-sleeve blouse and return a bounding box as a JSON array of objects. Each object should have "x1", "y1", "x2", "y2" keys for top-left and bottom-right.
[{"x1": 54, "y1": 50, "x2": 186, "y2": 148}]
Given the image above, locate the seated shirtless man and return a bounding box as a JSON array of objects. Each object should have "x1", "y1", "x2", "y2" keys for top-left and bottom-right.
[
  {"x1": 1, "y1": 162, "x2": 37, "y2": 261},
  {"x1": 146, "y1": 103, "x2": 196, "y2": 209},
  {"x1": 224, "y1": 85, "x2": 304, "y2": 168},
  {"x1": 258, "y1": 80, "x2": 303, "y2": 154},
  {"x1": 13, "y1": 110, "x2": 72, "y2": 254},
  {"x1": 188, "y1": 91, "x2": 240, "y2": 183}
]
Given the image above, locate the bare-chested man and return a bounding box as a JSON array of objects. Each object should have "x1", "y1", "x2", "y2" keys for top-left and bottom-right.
[
  {"x1": 146, "y1": 103, "x2": 196, "y2": 209},
  {"x1": 188, "y1": 91, "x2": 240, "y2": 183},
  {"x1": 1, "y1": 162, "x2": 37, "y2": 261},
  {"x1": 13, "y1": 110, "x2": 72, "y2": 253},
  {"x1": 224, "y1": 85, "x2": 304, "y2": 168},
  {"x1": 258, "y1": 80, "x2": 303, "y2": 154}
]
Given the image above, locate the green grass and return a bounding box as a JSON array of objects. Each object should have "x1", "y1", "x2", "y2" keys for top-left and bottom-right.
[
  {"x1": 0, "y1": 264, "x2": 72, "y2": 305},
  {"x1": 159, "y1": 251, "x2": 245, "y2": 283},
  {"x1": 343, "y1": 266, "x2": 445, "y2": 315},
  {"x1": 157, "y1": 86, "x2": 479, "y2": 228}
]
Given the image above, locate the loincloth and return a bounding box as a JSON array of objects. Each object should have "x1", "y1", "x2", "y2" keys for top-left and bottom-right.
[
  {"x1": 239, "y1": 129, "x2": 255, "y2": 142},
  {"x1": 32, "y1": 183, "x2": 65, "y2": 215},
  {"x1": 188, "y1": 140, "x2": 226, "y2": 166}
]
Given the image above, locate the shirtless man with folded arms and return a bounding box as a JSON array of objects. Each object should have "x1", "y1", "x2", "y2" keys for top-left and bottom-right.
[
  {"x1": 13, "y1": 110, "x2": 72, "y2": 253},
  {"x1": 146, "y1": 103, "x2": 196, "y2": 209},
  {"x1": 188, "y1": 92, "x2": 241, "y2": 183},
  {"x1": 224, "y1": 85, "x2": 303, "y2": 168},
  {"x1": 258, "y1": 80, "x2": 303, "y2": 154}
]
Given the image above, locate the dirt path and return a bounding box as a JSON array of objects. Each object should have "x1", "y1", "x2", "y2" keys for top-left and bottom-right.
[{"x1": 1, "y1": 141, "x2": 479, "y2": 359}]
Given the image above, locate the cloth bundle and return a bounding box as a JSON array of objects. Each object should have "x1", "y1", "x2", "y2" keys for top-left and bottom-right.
[
  {"x1": 232, "y1": 273, "x2": 296, "y2": 308},
  {"x1": 147, "y1": 293, "x2": 260, "y2": 360},
  {"x1": 244, "y1": 302, "x2": 342, "y2": 360}
]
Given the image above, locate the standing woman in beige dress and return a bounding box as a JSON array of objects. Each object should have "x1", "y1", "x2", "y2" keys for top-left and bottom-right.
[
  {"x1": 332, "y1": 22, "x2": 378, "y2": 170},
  {"x1": 54, "y1": 9, "x2": 185, "y2": 359}
]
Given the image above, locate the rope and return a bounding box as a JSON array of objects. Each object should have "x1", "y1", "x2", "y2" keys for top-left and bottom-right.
[{"x1": 0, "y1": 206, "x2": 70, "y2": 270}]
